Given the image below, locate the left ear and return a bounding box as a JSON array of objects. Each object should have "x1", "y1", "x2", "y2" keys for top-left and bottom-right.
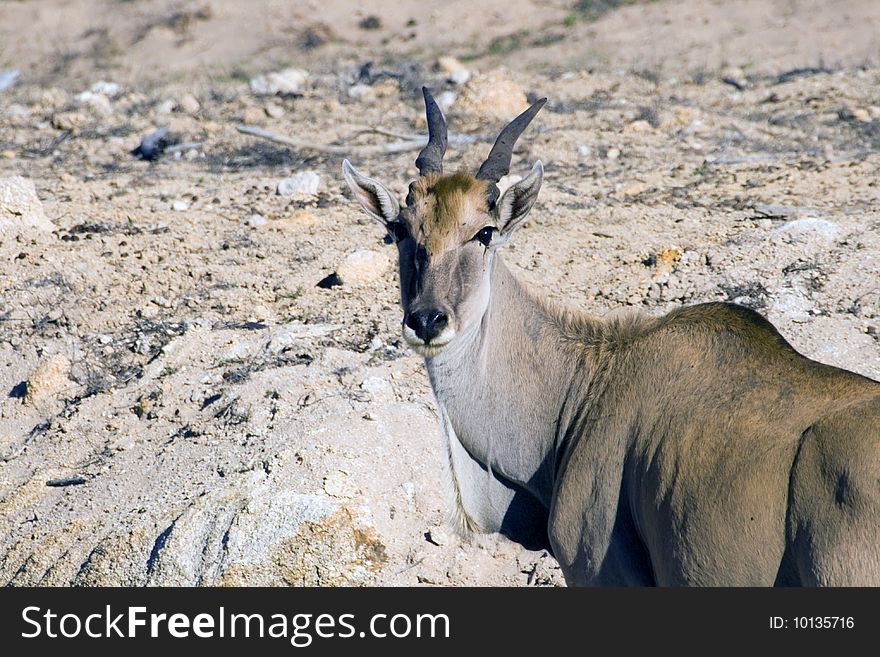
[{"x1": 494, "y1": 160, "x2": 543, "y2": 239}]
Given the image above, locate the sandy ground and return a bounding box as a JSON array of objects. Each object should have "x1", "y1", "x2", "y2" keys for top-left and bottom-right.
[{"x1": 0, "y1": 0, "x2": 878, "y2": 586}]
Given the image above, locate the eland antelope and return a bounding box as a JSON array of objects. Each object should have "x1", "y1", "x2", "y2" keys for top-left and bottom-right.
[{"x1": 342, "y1": 88, "x2": 880, "y2": 586}]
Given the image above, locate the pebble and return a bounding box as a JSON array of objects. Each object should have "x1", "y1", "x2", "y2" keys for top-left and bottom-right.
[
  {"x1": 0, "y1": 176, "x2": 55, "y2": 232},
  {"x1": 90, "y1": 80, "x2": 121, "y2": 97},
  {"x1": 248, "y1": 213, "x2": 267, "y2": 227},
  {"x1": 336, "y1": 250, "x2": 391, "y2": 286},
  {"x1": 426, "y1": 526, "x2": 450, "y2": 546},
  {"x1": 323, "y1": 471, "x2": 356, "y2": 499},
  {"x1": 626, "y1": 119, "x2": 652, "y2": 132},
  {"x1": 178, "y1": 93, "x2": 200, "y2": 115},
  {"x1": 458, "y1": 71, "x2": 528, "y2": 119},
  {"x1": 360, "y1": 376, "x2": 394, "y2": 402},
  {"x1": 436, "y1": 90, "x2": 457, "y2": 112},
  {"x1": 25, "y1": 354, "x2": 72, "y2": 405},
  {"x1": 437, "y1": 56, "x2": 466, "y2": 74},
  {"x1": 250, "y1": 68, "x2": 307, "y2": 96},
  {"x1": 52, "y1": 111, "x2": 87, "y2": 131},
  {"x1": 772, "y1": 218, "x2": 840, "y2": 240},
  {"x1": 156, "y1": 98, "x2": 177, "y2": 114},
  {"x1": 0, "y1": 69, "x2": 20, "y2": 92},
  {"x1": 277, "y1": 171, "x2": 320, "y2": 196},
  {"x1": 264, "y1": 102, "x2": 284, "y2": 118},
  {"x1": 348, "y1": 84, "x2": 375, "y2": 102},
  {"x1": 1, "y1": 150, "x2": 15, "y2": 159},
  {"x1": 606, "y1": 147, "x2": 621, "y2": 160},
  {"x1": 171, "y1": 200, "x2": 189, "y2": 212},
  {"x1": 76, "y1": 91, "x2": 112, "y2": 116}
]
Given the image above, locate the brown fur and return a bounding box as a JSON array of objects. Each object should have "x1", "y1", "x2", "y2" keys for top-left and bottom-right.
[
  {"x1": 343, "y1": 158, "x2": 880, "y2": 586},
  {"x1": 404, "y1": 172, "x2": 494, "y2": 253}
]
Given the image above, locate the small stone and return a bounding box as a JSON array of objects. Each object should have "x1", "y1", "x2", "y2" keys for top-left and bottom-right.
[
  {"x1": 178, "y1": 93, "x2": 200, "y2": 115},
  {"x1": 171, "y1": 200, "x2": 189, "y2": 212},
  {"x1": 369, "y1": 336, "x2": 383, "y2": 350},
  {"x1": 323, "y1": 471, "x2": 357, "y2": 499},
  {"x1": 437, "y1": 57, "x2": 470, "y2": 85},
  {"x1": 426, "y1": 526, "x2": 449, "y2": 546},
  {"x1": 250, "y1": 68, "x2": 307, "y2": 96},
  {"x1": 772, "y1": 218, "x2": 840, "y2": 240},
  {"x1": 25, "y1": 354, "x2": 72, "y2": 404},
  {"x1": 156, "y1": 99, "x2": 177, "y2": 114},
  {"x1": 458, "y1": 71, "x2": 528, "y2": 119},
  {"x1": 336, "y1": 250, "x2": 391, "y2": 286},
  {"x1": 241, "y1": 107, "x2": 264, "y2": 125},
  {"x1": 152, "y1": 296, "x2": 173, "y2": 308},
  {"x1": 577, "y1": 144, "x2": 591, "y2": 157},
  {"x1": 276, "y1": 171, "x2": 320, "y2": 197},
  {"x1": 436, "y1": 90, "x2": 457, "y2": 113},
  {"x1": 264, "y1": 102, "x2": 284, "y2": 118},
  {"x1": 618, "y1": 181, "x2": 646, "y2": 196},
  {"x1": 0, "y1": 70, "x2": 20, "y2": 92},
  {"x1": 437, "y1": 56, "x2": 466, "y2": 74},
  {"x1": 606, "y1": 147, "x2": 621, "y2": 160},
  {"x1": 248, "y1": 213, "x2": 267, "y2": 227},
  {"x1": 1, "y1": 150, "x2": 15, "y2": 159},
  {"x1": 850, "y1": 107, "x2": 871, "y2": 122},
  {"x1": 360, "y1": 376, "x2": 394, "y2": 402},
  {"x1": 52, "y1": 111, "x2": 87, "y2": 131},
  {"x1": 626, "y1": 119, "x2": 652, "y2": 132},
  {"x1": 90, "y1": 80, "x2": 121, "y2": 97},
  {"x1": 249, "y1": 304, "x2": 271, "y2": 321},
  {"x1": 347, "y1": 84, "x2": 375, "y2": 102},
  {"x1": 450, "y1": 69, "x2": 471, "y2": 85},
  {"x1": 0, "y1": 176, "x2": 54, "y2": 233},
  {"x1": 75, "y1": 91, "x2": 112, "y2": 117}
]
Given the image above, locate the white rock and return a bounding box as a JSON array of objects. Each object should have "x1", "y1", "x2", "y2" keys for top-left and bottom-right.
[
  {"x1": 0, "y1": 176, "x2": 54, "y2": 233},
  {"x1": 606, "y1": 147, "x2": 621, "y2": 160},
  {"x1": 773, "y1": 217, "x2": 840, "y2": 240},
  {"x1": 336, "y1": 250, "x2": 391, "y2": 286},
  {"x1": 90, "y1": 80, "x2": 121, "y2": 97},
  {"x1": 264, "y1": 102, "x2": 284, "y2": 118},
  {"x1": 276, "y1": 171, "x2": 320, "y2": 196},
  {"x1": 25, "y1": 354, "x2": 72, "y2": 404},
  {"x1": 323, "y1": 471, "x2": 357, "y2": 499},
  {"x1": 77, "y1": 91, "x2": 112, "y2": 117},
  {"x1": 347, "y1": 84, "x2": 375, "y2": 102},
  {"x1": 178, "y1": 93, "x2": 200, "y2": 115},
  {"x1": 250, "y1": 68, "x2": 308, "y2": 96},
  {"x1": 156, "y1": 99, "x2": 176, "y2": 114},
  {"x1": 426, "y1": 526, "x2": 450, "y2": 546},
  {"x1": 450, "y1": 69, "x2": 470, "y2": 85},
  {"x1": 436, "y1": 90, "x2": 457, "y2": 112},
  {"x1": 248, "y1": 213, "x2": 267, "y2": 227},
  {"x1": 437, "y1": 56, "x2": 466, "y2": 74},
  {"x1": 171, "y1": 200, "x2": 189, "y2": 212},
  {"x1": 266, "y1": 323, "x2": 341, "y2": 354},
  {"x1": 0, "y1": 70, "x2": 20, "y2": 92},
  {"x1": 360, "y1": 376, "x2": 394, "y2": 402}
]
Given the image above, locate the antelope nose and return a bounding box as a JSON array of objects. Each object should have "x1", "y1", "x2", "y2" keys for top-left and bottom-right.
[{"x1": 406, "y1": 309, "x2": 449, "y2": 343}]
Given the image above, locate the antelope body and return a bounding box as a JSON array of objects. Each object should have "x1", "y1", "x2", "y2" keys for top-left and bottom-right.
[{"x1": 343, "y1": 89, "x2": 880, "y2": 586}]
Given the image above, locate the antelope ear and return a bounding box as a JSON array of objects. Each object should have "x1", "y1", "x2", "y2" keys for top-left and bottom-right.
[
  {"x1": 342, "y1": 159, "x2": 401, "y2": 226},
  {"x1": 495, "y1": 160, "x2": 543, "y2": 239}
]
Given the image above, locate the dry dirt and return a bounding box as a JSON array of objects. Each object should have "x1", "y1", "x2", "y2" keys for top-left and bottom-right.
[{"x1": 1, "y1": 0, "x2": 879, "y2": 586}]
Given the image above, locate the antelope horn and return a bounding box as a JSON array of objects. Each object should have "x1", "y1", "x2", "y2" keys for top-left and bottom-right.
[
  {"x1": 475, "y1": 97, "x2": 547, "y2": 205},
  {"x1": 415, "y1": 87, "x2": 448, "y2": 176}
]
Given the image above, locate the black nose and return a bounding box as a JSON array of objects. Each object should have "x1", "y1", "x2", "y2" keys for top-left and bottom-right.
[{"x1": 406, "y1": 309, "x2": 449, "y2": 343}]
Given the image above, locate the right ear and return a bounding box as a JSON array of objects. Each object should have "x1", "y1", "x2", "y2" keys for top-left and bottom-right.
[{"x1": 342, "y1": 159, "x2": 401, "y2": 227}]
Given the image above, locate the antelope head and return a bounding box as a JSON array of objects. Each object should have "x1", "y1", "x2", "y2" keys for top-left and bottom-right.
[{"x1": 343, "y1": 88, "x2": 546, "y2": 357}]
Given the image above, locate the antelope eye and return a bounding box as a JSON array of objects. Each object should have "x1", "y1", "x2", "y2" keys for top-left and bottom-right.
[
  {"x1": 473, "y1": 226, "x2": 495, "y2": 247},
  {"x1": 389, "y1": 221, "x2": 409, "y2": 243}
]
